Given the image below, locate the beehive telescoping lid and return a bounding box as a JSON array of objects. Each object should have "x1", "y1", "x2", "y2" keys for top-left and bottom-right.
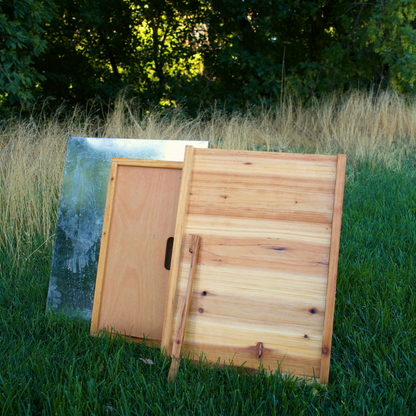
[
  {"x1": 46, "y1": 137, "x2": 210, "y2": 320},
  {"x1": 162, "y1": 147, "x2": 346, "y2": 384}
]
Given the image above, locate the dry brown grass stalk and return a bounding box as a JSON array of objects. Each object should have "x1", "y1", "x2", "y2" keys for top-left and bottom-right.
[{"x1": 1, "y1": 91, "x2": 415, "y2": 265}]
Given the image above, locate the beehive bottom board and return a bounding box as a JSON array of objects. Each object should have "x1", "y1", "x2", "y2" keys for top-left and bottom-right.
[
  {"x1": 162, "y1": 147, "x2": 346, "y2": 383},
  {"x1": 91, "y1": 159, "x2": 182, "y2": 343}
]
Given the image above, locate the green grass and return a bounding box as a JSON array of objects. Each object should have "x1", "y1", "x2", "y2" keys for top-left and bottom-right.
[{"x1": 1, "y1": 160, "x2": 415, "y2": 415}]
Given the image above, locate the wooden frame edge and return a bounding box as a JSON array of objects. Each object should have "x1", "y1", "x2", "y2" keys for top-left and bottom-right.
[
  {"x1": 319, "y1": 153, "x2": 347, "y2": 384},
  {"x1": 161, "y1": 146, "x2": 195, "y2": 355},
  {"x1": 113, "y1": 158, "x2": 183, "y2": 169},
  {"x1": 90, "y1": 159, "x2": 119, "y2": 333}
]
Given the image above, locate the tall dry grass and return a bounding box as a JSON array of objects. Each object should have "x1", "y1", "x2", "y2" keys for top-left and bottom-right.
[{"x1": 1, "y1": 90, "x2": 415, "y2": 267}]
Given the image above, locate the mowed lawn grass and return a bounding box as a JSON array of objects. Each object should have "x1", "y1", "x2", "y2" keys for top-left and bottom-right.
[{"x1": 0, "y1": 158, "x2": 415, "y2": 415}]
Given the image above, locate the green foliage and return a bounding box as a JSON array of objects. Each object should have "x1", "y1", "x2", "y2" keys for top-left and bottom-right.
[
  {"x1": 184, "y1": 0, "x2": 288, "y2": 109},
  {"x1": 3, "y1": 0, "x2": 416, "y2": 113},
  {"x1": 367, "y1": 0, "x2": 416, "y2": 93},
  {"x1": 34, "y1": 0, "x2": 139, "y2": 105},
  {"x1": 34, "y1": 0, "x2": 205, "y2": 107},
  {"x1": 0, "y1": 0, "x2": 55, "y2": 108},
  {"x1": 1, "y1": 161, "x2": 416, "y2": 414}
]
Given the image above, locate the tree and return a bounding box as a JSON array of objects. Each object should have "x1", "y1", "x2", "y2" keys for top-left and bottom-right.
[
  {"x1": 22, "y1": 0, "x2": 416, "y2": 113},
  {"x1": 34, "y1": 0, "x2": 205, "y2": 108},
  {"x1": 367, "y1": 0, "x2": 416, "y2": 93},
  {"x1": 132, "y1": 0, "x2": 205, "y2": 105},
  {"x1": 34, "y1": 0, "x2": 140, "y2": 105},
  {"x1": 0, "y1": 0, "x2": 55, "y2": 108},
  {"x1": 282, "y1": 1, "x2": 416, "y2": 98}
]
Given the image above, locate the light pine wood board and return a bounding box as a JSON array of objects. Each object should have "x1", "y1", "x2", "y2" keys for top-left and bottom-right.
[
  {"x1": 162, "y1": 149, "x2": 346, "y2": 383},
  {"x1": 90, "y1": 158, "x2": 182, "y2": 343}
]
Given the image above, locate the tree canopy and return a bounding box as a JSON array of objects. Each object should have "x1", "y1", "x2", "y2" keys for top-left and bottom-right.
[
  {"x1": 0, "y1": 0, "x2": 55, "y2": 107},
  {"x1": 1, "y1": 0, "x2": 416, "y2": 113}
]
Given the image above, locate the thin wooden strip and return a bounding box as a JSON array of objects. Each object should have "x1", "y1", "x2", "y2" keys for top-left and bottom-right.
[
  {"x1": 191, "y1": 179, "x2": 336, "y2": 196},
  {"x1": 182, "y1": 309, "x2": 325, "y2": 341},
  {"x1": 191, "y1": 172, "x2": 337, "y2": 192},
  {"x1": 161, "y1": 145, "x2": 195, "y2": 355},
  {"x1": 187, "y1": 187, "x2": 336, "y2": 214},
  {"x1": 187, "y1": 205, "x2": 334, "y2": 224},
  {"x1": 114, "y1": 158, "x2": 183, "y2": 169},
  {"x1": 90, "y1": 159, "x2": 119, "y2": 333},
  {"x1": 183, "y1": 338, "x2": 323, "y2": 365},
  {"x1": 319, "y1": 154, "x2": 346, "y2": 384},
  {"x1": 183, "y1": 292, "x2": 326, "y2": 328},
  {"x1": 185, "y1": 215, "x2": 332, "y2": 243},
  {"x1": 181, "y1": 234, "x2": 329, "y2": 250},
  {"x1": 180, "y1": 327, "x2": 323, "y2": 376},
  {"x1": 192, "y1": 163, "x2": 337, "y2": 180},
  {"x1": 178, "y1": 234, "x2": 330, "y2": 276},
  {"x1": 192, "y1": 169, "x2": 336, "y2": 190},
  {"x1": 174, "y1": 264, "x2": 329, "y2": 301},
  {"x1": 194, "y1": 148, "x2": 338, "y2": 164},
  {"x1": 183, "y1": 341, "x2": 321, "y2": 378},
  {"x1": 180, "y1": 268, "x2": 329, "y2": 302},
  {"x1": 168, "y1": 235, "x2": 201, "y2": 382},
  {"x1": 182, "y1": 330, "x2": 323, "y2": 363},
  {"x1": 187, "y1": 198, "x2": 335, "y2": 219}
]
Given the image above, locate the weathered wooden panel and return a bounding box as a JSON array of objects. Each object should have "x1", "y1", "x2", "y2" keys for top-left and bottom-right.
[
  {"x1": 163, "y1": 148, "x2": 346, "y2": 384},
  {"x1": 91, "y1": 159, "x2": 182, "y2": 343}
]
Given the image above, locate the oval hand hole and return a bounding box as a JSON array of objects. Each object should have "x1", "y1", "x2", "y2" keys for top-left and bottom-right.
[{"x1": 164, "y1": 237, "x2": 174, "y2": 270}]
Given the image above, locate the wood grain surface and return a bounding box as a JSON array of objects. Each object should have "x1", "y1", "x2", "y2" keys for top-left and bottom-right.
[
  {"x1": 163, "y1": 148, "x2": 346, "y2": 383},
  {"x1": 91, "y1": 159, "x2": 182, "y2": 343},
  {"x1": 161, "y1": 146, "x2": 195, "y2": 352},
  {"x1": 320, "y1": 154, "x2": 347, "y2": 383}
]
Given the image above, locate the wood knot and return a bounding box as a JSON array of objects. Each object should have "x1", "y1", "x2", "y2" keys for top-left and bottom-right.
[
  {"x1": 257, "y1": 342, "x2": 264, "y2": 359},
  {"x1": 322, "y1": 345, "x2": 329, "y2": 355}
]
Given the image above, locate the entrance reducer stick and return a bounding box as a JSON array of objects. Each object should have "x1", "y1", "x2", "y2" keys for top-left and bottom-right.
[{"x1": 168, "y1": 235, "x2": 201, "y2": 382}]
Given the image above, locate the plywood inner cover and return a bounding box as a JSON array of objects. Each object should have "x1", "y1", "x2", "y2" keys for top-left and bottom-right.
[
  {"x1": 165, "y1": 149, "x2": 345, "y2": 382},
  {"x1": 98, "y1": 165, "x2": 181, "y2": 341}
]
